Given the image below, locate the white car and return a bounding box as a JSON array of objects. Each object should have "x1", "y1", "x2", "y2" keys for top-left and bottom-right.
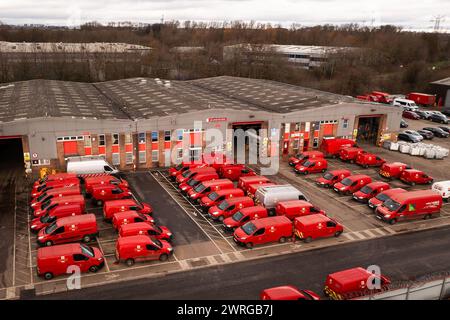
[
  {"x1": 403, "y1": 130, "x2": 424, "y2": 141},
  {"x1": 432, "y1": 181, "x2": 450, "y2": 202}
]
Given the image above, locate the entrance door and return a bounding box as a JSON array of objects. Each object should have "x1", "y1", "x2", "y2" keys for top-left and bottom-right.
[
  {"x1": 232, "y1": 122, "x2": 263, "y2": 164},
  {"x1": 356, "y1": 116, "x2": 381, "y2": 145}
]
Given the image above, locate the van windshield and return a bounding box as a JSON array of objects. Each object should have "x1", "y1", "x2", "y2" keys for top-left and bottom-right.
[
  {"x1": 181, "y1": 170, "x2": 192, "y2": 178},
  {"x1": 80, "y1": 244, "x2": 94, "y2": 257},
  {"x1": 41, "y1": 200, "x2": 52, "y2": 210},
  {"x1": 296, "y1": 154, "x2": 306, "y2": 160},
  {"x1": 40, "y1": 214, "x2": 55, "y2": 224},
  {"x1": 44, "y1": 222, "x2": 58, "y2": 234},
  {"x1": 323, "y1": 172, "x2": 334, "y2": 180},
  {"x1": 37, "y1": 184, "x2": 47, "y2": 192},
  {"x1": 194, "y1": 183, "x2": 206, "y2": 192},
  {"x1": 302, "y1": 160, "x2": 312, "y2": 167},
  {"x1": 187, "y1": 179, "x2": 199, "y2": 187},
  {"x1": 383, "y1": 199, "x2": 401, "y2": 212},
  {"x1": 375, "y1": 193, "x2": 389, "y2": 202},
  {"x1": 153, "y1": 239, "x2": 163, "y2": 248},
  {"x1": 218, "y1": 200, "x2": 229, "y2": 210},
  {"x1": 175, "y1": 164, "x2": 183, "y2": 170},
  {"x1": 37, "y1": 193, "x2": 50, "y2": 202},
  {"x1": 232, "y1": 211, "x2": 244, "y2": 222},
  {"x1": 359, "y1": 186, "x2": 372, "y2": 195},
  {"x1": 242, "y1": 222, "x2": 257, "y2": 235},
  {"x1": 340, "y1": 178, "x2": 352, "y2": 186},
  {"x1": 208, "y1": 192, "x2": 219, "y2": 200}
]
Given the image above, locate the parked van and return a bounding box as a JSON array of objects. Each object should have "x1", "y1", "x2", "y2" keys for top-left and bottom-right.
[
  {"x1": 238, "y1": 176, "x2": 271, "y2": 193},
  {"x1": 400, "y1": 169, "x2": 433, "y2": 185},
  {"x1": 31, "y1": 178, "x2": 80, "y2": 198},
  {"x1": 352, "y1": 181, "x2": 390, "y2": 203},
  {"x1": 179, "y1": 171, "x2": 219, "y2": 193},
  {"x1": 260, "y1": 286, "x2": 320, "y2": 300},
  {"x1": 37, "y1": 243, "x2": 104, "y2": 280},
  {"x1": 198, "y1": 188, "x2": 245, "y2": 209},
  {"x1": 103, "y1": 199, "x2": 152, "y2": 221},
  {"x1": 66, "y1": 156, "x2": 119, "y2": 174},
  {"x1": 176, "y1": 166, "x2": 216, "y2": 184},
  {"x1": 247, "y1": 183, "x2": 277, "y2": 198},
  {"x1": 233, "y1": 216, "x2": 293, "y2": 248},
  {"x1": 84, "y1": 175, "x2": 128, "y2": 195},
  {"x1": 187, "y1": 179, "x2": 234, "y2": 201},
  {"x1": 432, "y1": 181, "x2": 450, "y2": 202},
  {"x1": 31, "y1": 186, "x2": 81, "y2": 209},
  {"x1": 376, "y1": 190, "x2": 442, "y2": 224},
  {"x1": 33, "y1": 195, "x2": 85, "y2": 218},
  {"x1": 255, "y1": 185, "x2": 308, "y2": 215},
  {"x1": 379, "y1": 162, "x2": 409, "y2": 179},
  {"x1": 276, "y1": 200, "x2": 325, "y2": 220},
  {"x1": 119, "y1": 222, "x2": 173, "y2": 241},
  {"x1": 33, "y1": 173, "x2": 78, "y2": 188},
  {"x1": 316, "y1": 169, "x2": 351, "y2": 188},
  {"x1": 37, "y1": 214, "x2": 98, "y2": 247},
  {"x1": 30, "y1": 204, "x2": 84, "y2": 232},
  {"x1": 333, "y1": 175, "x2": 372, "y2": 195},
  {"x1": 169, "y1": 162, "x2": 205, "y2": 180},
  {"x1": 294, "y1": 158, "x2": 328, "y2": 175},
  {"x1": 112, "y1": 211, "x2": 155, "y2": 230},
  {"x1": 208, "y1": 196, "x2": 254, "y2": 221},
  {"x1": 392, "y1": 98, "x2": 419, "y2": 111},
  {"x1": 355, "y1": 153, "x2": 385, "y2": 168},
  {"x1": 320, "y1": 138, "x2": 356, "y2": 158},
  {"x1": 218, "y1": 164, "x2": 256, "y2": 181},
  {"x1": 288, "y1": 151, "x2": 324, "y2": 166},
  {"x1": 91, "y1": 184, "x2": 132, "y2": 206},
  {"x1": 222, "y1": 206, "x2": 268, "y2": 232},
  {"x1": 294, "y1": 215, "x2": 343, "y2": 242},
  {"x1": 368, "y1": 188, "x2": 407, "y2": 209},
  {"x1": 325, "y1": 267, "x2": 391, "y2": 300},
  {"x1": 115, "y1": 235, "x2": 173, "y2": 266},
  {"x1": 339, "y1": 147, "x2": 365, "y2": 163}
]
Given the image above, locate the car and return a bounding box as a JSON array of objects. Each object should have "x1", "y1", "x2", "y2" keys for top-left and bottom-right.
[
  {"x1": 439, "y1": 126, "x2": 450, "y2": 134},
  {"x1": 432, "y1": 181, "x2": 450, "y2": 202},
  {"x1": 352, "y1": 181, "x2": 390, "y2": 203},
  {"x1": 333, "y1": 175, "x2": 372, "y2": 195},
  {"x1": 416, "y1": 129, "x2": 434, "y2": 140},
  {"x1": 103, "y1": 199, "x2": 153, "y2": 221},
  {"x1": 222, "y1": 206, "x2": 268, "y2": 232},
  {"x1": 442, "y1": 109, "x2": 450, "y2": 117},
  {"x1": 400, "y1": 119, "x2": 408, "y2": 128},
  {"x1": 430, "y1": 113, "x2": 449, "y2": 124},
  {"x1": 400, "y1": 169, "x2": 433, "y2": 186},
  {"x1": 288, "y1": 151, "x2": 324, "y2": 166},
  {"x1": 422, "y1": 127, "x2": 449, "y2": 138},
  {"x1": 112, "y1": 210, "x2": 155, "y2": 230},
  {"x1": 402, "y1": 111, "x2": 420, "y2": 120},
  {"x1": 403, "y1": 130, "x2": 424, "y2": 142},
  {"x1": 119, "y1": 222, "x2": 173, "y2": 241},
  {"x1": 397, "y1": 132, "x2": 421, "y2": 143},
  {"x1": 355, "y1": 153, "x2": 385, "y2": 168},
  {"x1": 368, "y1": 188, "x2": 407, "y2": 209},
  {"x1": 316, "y1": 169, "x2": 351, "y2": 188},
  {"x1": 414, "y1": 110, "x2": 432, "y2": 120},
  {"x1": 115, "y1": 235, "x2": 173, "y2": 266},
  {"x1": 260, "y1": 286, "x2": 321, "y2": 300},
  {"x1": 208, "y1": 196, "x2": 254, "y2": 221},
  {"x1": 294, "y1": 158, "x2": 328, "y2": 175}
]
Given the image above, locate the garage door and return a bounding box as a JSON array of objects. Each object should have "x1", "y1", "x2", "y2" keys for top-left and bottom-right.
[{"x1": 63, "y1": 141, "x2": 78, "y2": 155}]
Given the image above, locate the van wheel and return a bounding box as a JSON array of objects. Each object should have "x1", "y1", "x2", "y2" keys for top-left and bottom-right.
[
  {"x1": 268, "y1": 209, "x2": 276, "y2": 216},
  {"x1": 245, "y1": 242, "x2": 253, "y2": 249},
  {"x1": 350, "y1": 160, "x2": 354, "y2": 164},
  {"x1": 334, "y1": 231, "x2": 342, "y2": 237},
  {"x1": 45, "y1": 240, "x2": 53, "y2": 247},
  {"x1": 304, "y1": 237, "x2": 313, "y2": 243},
  {"x1": 97, "y1": 200, "x2": 103, "y2": 206},
  {"x1": 364, "y1": 165, "x2": 369, "y2": 169},
  {"x1": 89, "y1": 265, "x2": 99, "y2": 273},
  {"x1": 82, "y1": 235, "x2": 91, "y2": 243},
  {"x1": 410, "y1": 182, "x2": 416, "y2": 186},
  {"x1": 159, "y1": 254, "x2": 169, "y2": 262},
  {"x1": 389, "y1": 219, "x2": 397, "y2": 225},
  {"x1": 427, "y1": 180, "x2": 433, "y2": 184},
  {"x1": 424, "y1": 214, "x2": 432, "y2": 220},
  {"x1": 218, "y1": 216, "x2": 224, "y2": 222},
  {"x1": 278, "y1": 236, "x2": 286, "y2": 243},
  {"x1": 322, "y1": 169, "x2": 326, "y2": 173},
  {"x1": 125, "y1": 258, "x2": 135, "y2": 267},
  {"x1": 44, "y1": 272, "x2": 53, "y2": 280},
  {"x1": 303, "y1": 171, "x2": 309, "y2": 175}
]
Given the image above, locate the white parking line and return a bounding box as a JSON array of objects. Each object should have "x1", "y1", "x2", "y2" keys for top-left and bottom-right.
[
  {"x1": 95, "y1": 237, "x2": 111, "y2": 272},
  {"x1": 12, "y1": 182, "x2": 17, "y2": 287}
]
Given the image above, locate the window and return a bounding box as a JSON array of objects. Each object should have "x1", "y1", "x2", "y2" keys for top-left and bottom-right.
[
  {"x1": 125, "y1": 133, "x2": 132, "y2": 144},
  {"x1": 177, "y1": 148, "x2": 183, "y2": 160},
  {"x1": 84, "y1": 136, "x2": 92, "y2": 147},
  {"x1": 152, "y1": 150, "x2": 159, "y2": 162},
  {"x1": 343, "y1": 119, "x2": 349, "y2": 129},
  {"x1": 112, "y1": 134, "x2": 119, "y2": 145},
  {"x1": 254, "y1": 228, "x2": 265, "y2": 236},
  {"x1": 112, "y1": 153, "x2": 120, "y2": 166},
  {"x1": 313, "y1": 138, "x2": 319, "y2": 148},
  {"x1": 126, "y1": 152, "x2": 133, "y2": 164},
  {"x1": 151, "y1": 131, "x2": 158, "y2": 142},
  {"x1": 146, "y1": 244, "x2": 158, "y2": 251},
  {"x1": 99, "y1": 134, "x2": 105, "y2": 146},
  {"x1": 73, "y1": 254, "x2": 89, "y2": 261},
  {"x1": 138, "y1": 133, "x2": 146, "y2": 144},
  {"x1": 176, "y1": 130, "x2": 183, "y2": 141},
  {"x1": 164, "y1": 130, "x2": 171, "y2": 141},
  {"x1": 139, "y1": 151, "x2": 146, "y2": 163},
  {"x1": 104, "y1": 165, "x2": 113, "y2": 172},
  {"x1": 189, "y1": 148, "x2": 201, "y2": 161}
]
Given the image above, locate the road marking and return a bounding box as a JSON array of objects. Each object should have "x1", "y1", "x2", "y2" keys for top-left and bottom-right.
[
  {"x1": 351, "y1": 231, "x2": 366, "y2": 240},
  {"x1": 222, "y1": 254, "x2": 232, "y2": 263},
  {"x1": 12, "y1": 181, "x2": 17, "y2": 287},
  {"x1": 178, "y1": 260, "x2": 191, "y2": 270},
  {"x1": 206, "y1": 256, "x2": 218, "y2": 265},
  {"x1": 383, "y1": 226, "x2": 396, "y2": 234},
  {"x1": 343, "y1": 233, "x2": 356, "y2": 240},
  {"x1": 95, "y1": 237, "x2": 111, "y2": 272},
  {"x1": 363, "y1": 230, "x2": 376, "y2": 238}
]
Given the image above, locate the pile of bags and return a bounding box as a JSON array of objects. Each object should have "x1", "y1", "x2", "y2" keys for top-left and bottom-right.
[{"x1": 382, "y1": 140, "x2": 449, "y2": 160}]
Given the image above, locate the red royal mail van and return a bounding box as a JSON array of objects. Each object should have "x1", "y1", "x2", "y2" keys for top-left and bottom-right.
[
  {"x1": 316, "y1": 169, "x2": 351, "y2": 188},
  {"x1": 31, "y1": 186, "x2": 81, "y2": 210},
  {"x1": 176, "y1": 166, "x2": 216, "y2": 184},
  {"x1": 208, "y1": 196, "x2": 254, "y2": 221},
  {"x1": 187, "y1": 179, "x2": 234, "y2": 201},
  {"x1": 260, "y1": 286, "x2": 321, "y2": 300},
  {"x1": 37, "y1": 214, "x2": 98, "y2": 247},
  {"x1": 103, "y1": 199, "x2": 152, "y2": 221},
  {"x1": 400, "y1": 169, "x2": 433, "y2": 186},
  {"x1": 379, "y1": 162, "x2": 410, "y2": 180},
  {"x1": 333, "y1": 175, "x2": 372, "y2": 195},
  {"x1": 37, "y1": 243, "x2": 104, "y2": 280},
  {"x1": 115, "y1": 235, "x2": 173, "y2": 266},
  {"x1": 33, "y1": 195, "x2": 85, "y2": 218},
  {"x1": 33, "y1": 173, "x2": 78, "y2": 188},
  {"x1": 91, "y1": 184, "x2": 132, "y2": 206},
  {"x1": 219, "y1": 164, "x2": 256, "y2": 181},
  {"x1": 247, "y1": 183, "x2": 277, "y2": 198},
  {"x1": 112, "y1": 210, "x2": 155, "y2": 230},
  {"x1": 376, "y1": 190, "x2": 442, "y2": 224},
  {"x1": 294, "y1": 214, "x2": 343, "y2": 243},
  {"x1": 352, "y1": 181, "x2": 390, "y2": 203},
  {"x1": 30, "y1": 204, "x2": 84, "y2": 232},
  {"x1": 294, "y1": 158, "x2": 328, "y2": 175},
  {"x1": 339, "y1": 147, "x2": 366, "y2": 163},
  {"x1": 276, "y1": 200, "x2": 325, "y2": 220},
  {"x1": 222, "y1": 206, "x2": 268, "y2": 232},
  {"x1": 234, "y1": 216, "x2": 293, "y2": 248},
  {"x1": 31, "y1": 178, "x2": 80, "y2": 198},
  {"x1": 169, "y1": 162, "x2": 205, "y2": 180},
  {"x1": 324, "y1": 267, "x2": 391, "y2": 300},
  {"x1": 368, "y1": 188, "x2": 407, "y2": 209},
  {"x1": 84, "y1": 175, "x2": 129, "y2": 195},
  {"x1": 288, "y1": 151, "x2": 324, "y2": 166},
  {"x1": 199, "y1": 188, "x2": 245, "y2": 210},
  {"x1": 119, "y1": 222, "x2": 173, "y2": 241},
  {"x1": 179, "y1": 171, "x2": 219, "y2": 193},
  {"x1": 355, "y1": 153, "x2": 385, "y2": 168},
  {"x1": 320, "y1": 138, "x2": 356, "y2": 158},
  {"x1": 238, "y1": 176, "x2": 271, "y2": 193}
]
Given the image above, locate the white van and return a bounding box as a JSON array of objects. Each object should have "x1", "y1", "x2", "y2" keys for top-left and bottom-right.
[
  {"x1": 66, "y1": 156, "x2": 119, "y2": 175},
  {"x1": 431, "y1": 181, "x2": 450, "y2": 202},
  {"x1": 254, "y1": 185, "x2": 309, "y2": 215},
  {"x1": 392, "y1": 98, "x2": 419, "y2": 111}
]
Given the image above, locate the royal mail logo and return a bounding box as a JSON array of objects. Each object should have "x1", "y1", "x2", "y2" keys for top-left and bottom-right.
[{"x1": 206, "y1": 117, "x2": 228, "y2": 122}]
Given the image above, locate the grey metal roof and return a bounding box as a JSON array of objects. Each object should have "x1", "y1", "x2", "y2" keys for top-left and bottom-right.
[{"x1": 431, "y1": 77, "x2": 450, "y2": 87}]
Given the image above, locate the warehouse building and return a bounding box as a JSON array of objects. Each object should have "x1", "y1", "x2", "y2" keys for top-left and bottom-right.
[
  {"x1": 0, "y1": 76, "x2": 402, "y2": 173},
  {"x1": 430, "y1": 77, "x2": 450, "y2": 108}
]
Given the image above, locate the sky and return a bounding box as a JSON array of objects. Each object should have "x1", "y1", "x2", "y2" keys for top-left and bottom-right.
[{"x1": 0, "y1": 0, "x2": 448, "y2": 32}]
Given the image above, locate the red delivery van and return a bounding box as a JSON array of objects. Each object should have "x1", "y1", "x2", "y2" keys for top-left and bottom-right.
[
  {"x1": 37, "y1": 243, "x2": 104, "y2": 280},
  {"x1": 260, "y1": 286, "x2": 320, "y2": 300},
  {"x1": 400, "y1": 169, "x2": 433, "y2": 185},
  {"x1": 247, "y1": 183, "x2": 277, "y2": 198},
  {"x1": 368, "y1": 188, "x2": 407, "y2": 209},
  {"x1": 352, "y1": 181, "x2": 390, "y2": 203},
  {"x1": 91, "y1": 184, "x2": 132, "y2": 205},
  {"x1": 179, "y1": 171, "x2": 219, "y2": 193},
  {"x1": 31, "y1": 186, "x2": 81, "y2": 210},
  {"x1": 355, "y1": 153, "x2": 385, "y2": 168},
  {"x1": 376, "y1": 190, "x2": 442, "y2": 224},
  {"x1": 199, "y1": 188, "x2": 245, "y2": 210},
  {"x1": 37, "y1": 214, "x2": 98, "y2": 247},
  {"x1": 84, "y1": 175, "x2": 129, "y2": 195},
  {"x1": 103, "y1": 199, "x2": 152, "y2": 221},
  {"x1": 31, "y1": 178, "x2": 80, "y2": 198},
  {"x1": 333, "y1": 175, "x2": 372, "y2": 195},
  {"x1": 219, "y1": 164, "x2": 256, "y2": 181},
  {"x1": 30, "y1": 204, "x2": 84, "y2": 232},
  {"x1": 169, "y1": 162, "x2": 205, "y2": 180},
  {"x1": 187, "y1": 179, "x2": 234, "y2": 201},
  {"x1": 33, "y1": 195, "x2": 85, "y2": 218},
  {"x1": 324, "y1": 267, "x2": 391, "y2": 300},
  {"x1": 233, "y1": 216, "x2": 293, "y2": 248},
  {"x1": 339, "y1": 147, "x2": 365, "y2": 163},
  {"x1": 379, "y1": 162, "x2": 409, "y2": 179},
  {"x1": 119, "y1": 222, "x2": 173, "y2": 241},
  {"x1": 208, "y1": 196, "x2": 254, "y2": 221},
  {"x1": 222, "y1": 206, "x2": 268, "y2": 232},
  {"x1": 276, "y1": 200, "x2": 325, "y2": 220},
  {"x1": 288, "y1": 151, "x2": 324, "y2": 166},
  {"x1": 238, "y1": 176, "x2": 271, "y2": 193},
  {"x1": 320, "y1": 138, "x2": 356, "y2": 158},
  {"x1": 294, "y1": 158, "x2": 328, "y2": 175},
  {"x1": 406, "y1": 92, "x2": 436, "y2": 106},
  {"x1": 115, "y1": 235, "x2": 173, "y2": 266},
  {"x1": 316, "y1": 169, "x2": 351, "y2": 188},
  {"x1": 33, "y1": 173, "x2": 78, "y2": 188},
  {"x1": 112, "y1": 210, "x2": 155, "y2": 230},
  {"x1": 294, "y1": 214, "x2": 343, "y2": 242},
  {"x1": 176, "y1": 166, "x2": 215, "y2": 184}
]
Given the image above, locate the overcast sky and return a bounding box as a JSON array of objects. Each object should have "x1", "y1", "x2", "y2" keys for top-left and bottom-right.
[{"x1": 0, "y1": 0, "x2": 448, "y2": 32}]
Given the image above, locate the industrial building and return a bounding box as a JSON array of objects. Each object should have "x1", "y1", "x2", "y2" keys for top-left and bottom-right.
[
  {"x1": 430, "y1": 77, "x2": 450, "y2": 108},
  {"x1": 0, "y1": 76, "x2": 402, "y2": 173}
]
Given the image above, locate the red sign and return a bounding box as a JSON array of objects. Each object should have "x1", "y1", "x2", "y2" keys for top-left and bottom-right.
[{"x1": 206, "y1": 117, "x2": 228, "y2": 122}]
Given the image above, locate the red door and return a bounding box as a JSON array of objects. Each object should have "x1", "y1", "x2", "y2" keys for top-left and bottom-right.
[{"x1": 63, "y1": 141, "x2": 78, "y2": 155}]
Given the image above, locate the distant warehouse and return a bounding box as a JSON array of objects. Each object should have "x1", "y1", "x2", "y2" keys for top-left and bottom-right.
[{"x1": 0, "y1": 76, "x2": 401, "y2": 173}]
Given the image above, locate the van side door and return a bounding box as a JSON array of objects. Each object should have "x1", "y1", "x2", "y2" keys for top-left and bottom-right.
[
  {"x1": 73, "y1": 253, "x2": 90, "y2": 272},
  {"x1": 145, "y1": 244, "x2": 160, "y2": 261},
  {"x1": 253, "y1": 228, "x2": 266, "y2": 244},
  {"x1": 52, "y1": 226, "x2": 66, "y2": 243}
]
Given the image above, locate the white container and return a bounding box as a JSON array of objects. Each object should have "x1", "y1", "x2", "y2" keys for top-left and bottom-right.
[{"x1": 399, "y1": 144, "x2": 411, "y2": 154}]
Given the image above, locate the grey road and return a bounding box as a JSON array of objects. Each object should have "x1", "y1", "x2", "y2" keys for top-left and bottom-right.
[{"x1": 33, "y1": 225, "x2": 450, "y2": 300}]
